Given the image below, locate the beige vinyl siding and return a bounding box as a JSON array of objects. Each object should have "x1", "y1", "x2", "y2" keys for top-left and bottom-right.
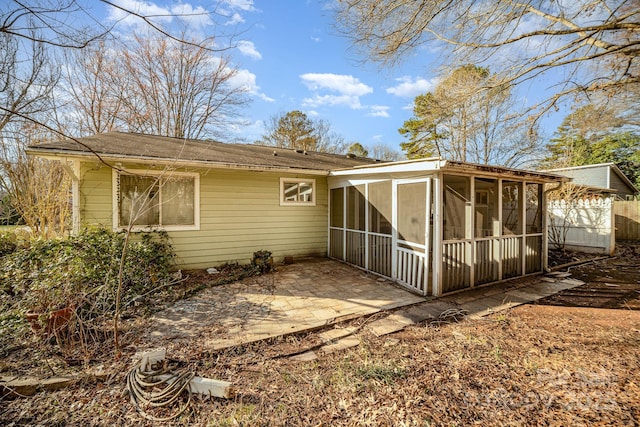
[
  {"x1": 79, "y1": 162, "x2": 113, "y2": 226},
  {"x1": 78, "y1": 161, "x2": 329, "y2": 269}
]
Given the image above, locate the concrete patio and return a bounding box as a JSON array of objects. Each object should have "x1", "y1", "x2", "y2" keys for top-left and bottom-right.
[{"x1": 143, "y1": 258, "x2": 585, "y2": 356}]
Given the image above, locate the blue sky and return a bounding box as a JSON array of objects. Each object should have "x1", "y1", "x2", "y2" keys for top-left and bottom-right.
[
  {"x1": 232, "y1": 1, "x2": 437, "y2": 149},
  {"x1": 100, "y1": 0, "x2": 564, "y2": 154}
]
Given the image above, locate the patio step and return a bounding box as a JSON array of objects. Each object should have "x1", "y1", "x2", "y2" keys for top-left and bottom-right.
[{"x1": 288, "y1": 275, "x2": 586, "y2": 361}]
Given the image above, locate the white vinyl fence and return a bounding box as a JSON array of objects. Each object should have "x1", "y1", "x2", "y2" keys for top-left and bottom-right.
[{"x1": 547, "y1": 197, "x2": 614, "y2": 255}]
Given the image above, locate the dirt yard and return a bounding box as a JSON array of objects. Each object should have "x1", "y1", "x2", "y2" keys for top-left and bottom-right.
[{"x1": 2, "y1": 245, "x2": 639, "y2": 426}]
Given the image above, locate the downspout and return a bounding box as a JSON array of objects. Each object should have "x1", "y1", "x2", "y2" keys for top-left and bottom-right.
[{"x1": 542, "y1": 181, "x2": 565, "y2": 271}]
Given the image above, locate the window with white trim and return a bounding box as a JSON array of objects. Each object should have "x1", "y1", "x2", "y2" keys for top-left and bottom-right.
[
  {"x1": 280, "y1": 178, "x2": 316, "y2": 206},
  {"x1": 114, "y1": 170, "x2": 200, "y2": 230}
]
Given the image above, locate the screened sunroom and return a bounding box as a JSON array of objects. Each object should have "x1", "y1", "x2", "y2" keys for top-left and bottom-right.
[{"x1": 327, "y1": 159, "x2": 567, "y2": 296}]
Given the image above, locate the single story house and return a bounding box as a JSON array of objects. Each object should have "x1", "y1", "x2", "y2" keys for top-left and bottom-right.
[
  {"x1": 544, "y1": 163, "x2": 639, "y2": 200},
  {"x1": 28, "y1": 132, "x2": 567, "y2": 296}
]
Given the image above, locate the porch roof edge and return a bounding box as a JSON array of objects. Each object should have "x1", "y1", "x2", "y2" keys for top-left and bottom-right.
[
  {"x1": 441, "y1": 160, "x2": 571, "y2": 183},
  {"x1": 329, "y1": 158, "x2": 445, "y2": 176},
  {"x1": 329, "y1": 158, "x2": 569, "y2": 183}
]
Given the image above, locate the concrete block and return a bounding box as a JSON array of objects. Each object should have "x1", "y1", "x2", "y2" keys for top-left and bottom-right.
[
  {"x1": 289, "y1": 351, "x2": 318, "y2": 362},
  {"x1": 319, "y1": 336, "x2": 360, "y2": 354}
]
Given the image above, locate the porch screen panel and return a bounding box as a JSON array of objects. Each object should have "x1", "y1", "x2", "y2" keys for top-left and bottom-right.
[
  {"x1": 442, "y1": 175, "x2": 471, "y2": 292},
  {"x1": 474, "y1": 178, "x2": 499, "y2": 238},
  {"x1": 329, "y1": 188, "x2": 344, "y2": 260},
  {"x1": 502, "y1": 236, "x2": 522, "y2": 278},
  {"x1": 346, "y1": 185, "x2": 366, "y2": 268},
  {"x1": 368, "y1": 181, "x2": 392, "y2": 276},
  {"x1": 329, "y1": 228, "x2": 344, "y2": 260},
  {"x1": 525, "y1": 184, "x2": 543, "y2": 273},
  {"x1": 346, "y1": 230, "x2": 366, "y2": 267},
  {"x1": 395, "y1": 181, "x2": 429, "y2": 294},
  {"x1": 475, "y1": 239, "x2": 499, "y2": 284},
  {"x1": 474, "y1": 178, "x2": 499, "y2": 284},
  {"x1": 526, "y1": 184, "x2": 542, "y2": 234},
  {"x1": 443, "y1": 175, "x2": 470, "y2": 240},
  {"x1": 330, "y1": 188, "x2": 344, "y2": 228},
  {"x1": 502, "y1": 181, "x2": 522, "y2": 235},
  {"x1": 368, "y1": 181, "x2": 392, "y2": 235},
  {"x1": 397, "y1": 182, "x2": 426, "y2": 245},
  {"x1": 347, "y1": 185, "x2": 366, "y2": 231},
  {"x1": 525, "y1": 235, "x2": 543, "y2": 274}
]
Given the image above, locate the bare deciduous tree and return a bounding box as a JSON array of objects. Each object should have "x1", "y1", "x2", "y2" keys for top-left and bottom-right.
[
  {"x1": 60, "y1": 34, "x2": 249, "y2": 140},
  {"x1": 0, "y1": 32, "x2": 69, "y2": 238},
  {"x1": 60, "y1": 42, "x2": 124, "y2": 135},
  {"x1": 117, "y1": 34, "x2": 248, "y2": 140},
  {"x1": 0, "y1": 124, "x2": 70, "y2": 239},
  {"x1": 335, "y1": 0, "x2": 640, "y2": 115},
  {"x1": 0, "y1": 32, "x2": 58, "y2": 136},
  {"x1": 369, "y1": 144, "x2": 404, "y2": 161}
]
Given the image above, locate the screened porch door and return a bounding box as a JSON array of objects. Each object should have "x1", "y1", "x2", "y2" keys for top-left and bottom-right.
[{"x1": 393, "y1": 179, "x2": 431, "y2": 295}]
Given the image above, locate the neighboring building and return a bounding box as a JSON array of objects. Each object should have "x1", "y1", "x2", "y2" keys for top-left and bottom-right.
[
  {"x1": 28, "y1": 132, "x2": 566, "y2": 297},
  {"x1": 544, "y1": 163, "x2": 639, "y2": 200}
]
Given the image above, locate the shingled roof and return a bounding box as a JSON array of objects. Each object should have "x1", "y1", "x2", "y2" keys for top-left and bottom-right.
[{"x1": 27, "y1": 132, "x2": 383, "y2": 172}]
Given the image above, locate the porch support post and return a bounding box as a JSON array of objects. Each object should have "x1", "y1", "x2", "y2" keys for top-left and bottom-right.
[
  {"x1": 424, "y1": 178, "x2": 431, "y2": 296},
  {"x1": 342, "y1": 187, "x2": 347, "y2": 261},
  {"x1": 521, "y1": 181, "x2": 527, "y2": 276},
  {"x1": 432, "y1": 175, "x2": 443, "y2": 297},
  {"x1": 497, "y1": 179, "x2": 503, "y2": 280},
  {"x1": 468, "y1": 177, "x2": 475, "y2": 288},
  {"x1": 542, "y1": 183, "x2": 550, "y2": 271},
  {"x1": 391, "y1": 181, "x2": 398, "y2": 281},
  {"x1": 364, "y1": 183, "x2": 369, "y2": 271}
]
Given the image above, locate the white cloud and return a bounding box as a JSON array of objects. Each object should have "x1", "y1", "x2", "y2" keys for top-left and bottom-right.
[
  {"x1": 306, "y1": 110, "x2": 320, "y2": 117},
  {"x1": 221, "y1": 0, "x2": 256, "y2": 25},
  {"x1": 368, "y1": 105, "x2": 390, "y2": 118},
  {"x1": 106, "y1": 0, "x2": 173, "y2": 28},
  {"x1": 302, "y1": 94, "x2": 363, "y2": 109},
  {"x1": 386, "y1": 76, "x2": 438, "y2": 98},
  {"x1": 237, "y1": 40, "x2": 262, "y2": 60},
  {"x1": 402, "y1": 102, "x2": 414, "y2": 111},
  {"x1": 311, "y1": 36, "x2": 321, "y2": 43},
  {"x1": 228, "y1": 69, "x2": 274, "y2": 102},
  {"x1": 300, "y1": 73, "x2": 373, "y2": 96},
  {"x1": 171, "y1": 4, "x2": 213, "y2": 29},
  {"x1": 299, "y1": 73, "x2": 373, "y2": 110},
  {"x1": 223, "y1": 0, "x2": 256, "y2": 11},
  {"x1": 225, "y1": 12, "x2": 245, "y2": 25}
]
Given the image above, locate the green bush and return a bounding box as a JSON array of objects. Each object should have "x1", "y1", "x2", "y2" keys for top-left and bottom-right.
[
  {"x1": 0, "y1": 232, "x2": 17, "y2": 258},
  {"x1": 0, "y1": 227, "x2": 175, "y2": 316}
]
